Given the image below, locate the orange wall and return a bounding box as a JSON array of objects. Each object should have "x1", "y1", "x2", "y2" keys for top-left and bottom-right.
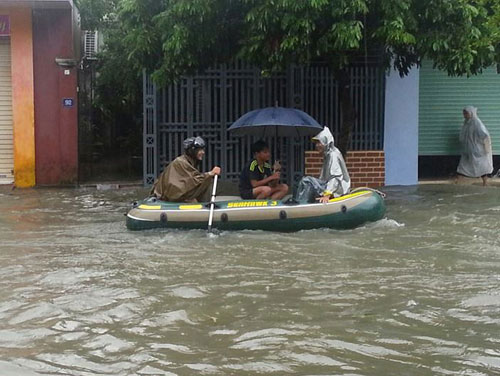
[{"x1": 0, "y1": 7, "x2": 36, "y2": 187}]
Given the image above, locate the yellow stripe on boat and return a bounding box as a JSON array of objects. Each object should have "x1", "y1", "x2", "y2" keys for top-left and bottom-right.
[
  {"x1": 227, "y1": 200, "x2": 277, "y2": 208},
  {"x1": 138, "y1": 204, "x2": 162, "y2": 210},
  {"x1": 179, "y1": 204, "x2": 203, "y2": 210},
  {"x1": 328, "y1": 190, "x2": 369, "y2": 202}
]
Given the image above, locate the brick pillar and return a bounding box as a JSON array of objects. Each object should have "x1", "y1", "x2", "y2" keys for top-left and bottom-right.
[{"x1": 304, "y1": 150, "x2": 385, "y2": 188}]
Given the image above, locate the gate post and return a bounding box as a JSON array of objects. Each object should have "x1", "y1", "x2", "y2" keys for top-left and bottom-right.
[
  {"x1": 286, "y1": 64, "x2": 305, "y2": 186},
  {"x1": 286, "y1": 64, "x2": 294, "y2": 186},
  {"x1": 220, "y1": 64, "x2": 227, "y2": 179},
  {"x1": 143, "y1": 70, "x2": 157, "y2": 186}
]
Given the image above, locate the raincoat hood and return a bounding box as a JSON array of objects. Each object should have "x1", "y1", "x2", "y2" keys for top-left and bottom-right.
[
  {"x1": 312, "y1": 127, "x2": 335, "y2": 154},
  {"x1": 463, "y1": 105, "x2": 478, "y2": 118}
]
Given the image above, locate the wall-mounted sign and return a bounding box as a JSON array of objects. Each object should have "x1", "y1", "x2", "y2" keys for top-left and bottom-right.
[
  {"x1": 0, "y1": 16, "x2": 10, "y2": 36},
  {"x1": 63, "y1": 98, "x2": 74, "y2": 107}
]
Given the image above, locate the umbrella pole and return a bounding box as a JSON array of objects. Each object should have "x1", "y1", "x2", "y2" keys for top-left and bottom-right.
[
  {"x1": 274, "y1": 126, "x2": 283, "y2": 183},
  {"x1": 275, "y1": 127, "x2": 279, "y2": 161}
]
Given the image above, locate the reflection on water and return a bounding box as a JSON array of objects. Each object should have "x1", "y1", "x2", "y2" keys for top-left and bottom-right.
[{"x1": 0, "y1": 184, "x2": 499, "y2": 375}]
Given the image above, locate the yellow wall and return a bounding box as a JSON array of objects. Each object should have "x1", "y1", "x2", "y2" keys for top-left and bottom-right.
[{"x1": 0, "y1": 7, "x2": 35, "y2": 187}]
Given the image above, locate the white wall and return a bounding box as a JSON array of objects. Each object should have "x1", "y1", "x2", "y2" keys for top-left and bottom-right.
[{"x1": 384, "y1": 67, "x2": 419, "y2": 186}]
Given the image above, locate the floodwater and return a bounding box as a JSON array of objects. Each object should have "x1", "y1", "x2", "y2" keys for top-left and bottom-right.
[{"x1": 0, "y1": 184, "x2": 499, "y2": 376}]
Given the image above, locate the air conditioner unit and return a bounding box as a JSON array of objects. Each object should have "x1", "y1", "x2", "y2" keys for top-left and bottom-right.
[{"x1": 84, "y1": 30, "x2": 98, "y2": 60}]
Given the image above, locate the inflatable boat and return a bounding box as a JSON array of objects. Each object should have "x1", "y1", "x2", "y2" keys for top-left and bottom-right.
[{"x1": 125, "y1": 189, "x2": 385, "y2": 232}]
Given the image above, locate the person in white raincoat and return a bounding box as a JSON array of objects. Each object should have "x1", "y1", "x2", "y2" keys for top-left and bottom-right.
[
  {"x1": 295, "y1": 127, "x2": 351, "y2": 203},
  {"x1": 456, "y1": 106, "x2": 493, "y2": 186}
]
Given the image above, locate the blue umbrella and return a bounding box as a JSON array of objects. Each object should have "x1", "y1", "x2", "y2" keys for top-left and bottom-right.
[{"x1": 228, "y1": 106, "x2": 323, "y2": 138}]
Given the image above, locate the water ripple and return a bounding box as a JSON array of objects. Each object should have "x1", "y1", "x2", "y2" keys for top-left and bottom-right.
[{"x1": 0, "y1": 185, "x2": 499, "y2": 375}]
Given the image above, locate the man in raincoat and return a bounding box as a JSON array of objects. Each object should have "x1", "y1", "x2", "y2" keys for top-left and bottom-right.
[
  {"x1": 456, "y1": 106, "x2": 493, "y2": 186},
  {"x1": 151, "y1": 136, "x2": 221, "y2": 202},
  {"x1": 295, "y1": 127, "x2": 351, "y2": 203}
]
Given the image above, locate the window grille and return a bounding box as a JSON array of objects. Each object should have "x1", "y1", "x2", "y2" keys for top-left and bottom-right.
[{"x1": 83, "y1": 30, "x2": 98, "y2": 60}]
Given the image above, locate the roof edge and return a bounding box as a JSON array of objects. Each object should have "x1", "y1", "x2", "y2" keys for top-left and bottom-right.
[{"x1": 0, "y1": 0, "x2": 74, "y2": 10}]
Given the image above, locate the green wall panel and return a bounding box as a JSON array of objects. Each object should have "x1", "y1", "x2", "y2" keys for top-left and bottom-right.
[{"x1": 419, "y1": 61, "x2": 500, "y2": 155}]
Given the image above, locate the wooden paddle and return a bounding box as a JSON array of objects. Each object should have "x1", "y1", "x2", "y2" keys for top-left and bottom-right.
[{"x1": 207, "y1": 174, "x2": 219, "y2": 233}]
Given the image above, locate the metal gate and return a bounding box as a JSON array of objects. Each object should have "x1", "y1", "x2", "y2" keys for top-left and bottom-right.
[{"x1": 143, "y1": 62, "x2": 385, "y2": 186}]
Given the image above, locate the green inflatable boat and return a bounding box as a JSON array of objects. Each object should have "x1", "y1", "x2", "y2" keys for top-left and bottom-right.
[{"x1": 126, "y1": 189, "x2": 386, "y2": 232}]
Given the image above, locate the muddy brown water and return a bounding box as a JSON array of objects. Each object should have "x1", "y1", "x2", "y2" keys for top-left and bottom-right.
[{"x1": 0, "y1": 184, "x2": 499, "y2": 375}]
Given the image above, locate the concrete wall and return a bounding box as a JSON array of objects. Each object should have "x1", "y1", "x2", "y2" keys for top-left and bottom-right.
[
  {"x1": 33, "y1": 8, "x2": 78, "y2": 185},
  {"x1": 384, "y1": 67, "x2": 419, "y2": 186},
  {"x1": 0, "y1": 2, "x2": 77, "y2": 187}
]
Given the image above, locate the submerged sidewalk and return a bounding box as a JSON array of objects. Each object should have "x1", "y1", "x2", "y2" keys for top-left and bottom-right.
[
  {"x1": 419, "y1": 176, "x2": 500, "y2": 187},
  {"x1": 2, "y1": 176, "x2": 499, "y2": 191}
]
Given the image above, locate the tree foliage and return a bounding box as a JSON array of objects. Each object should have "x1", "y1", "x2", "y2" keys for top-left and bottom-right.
[
  {"x1": 76, "y1": 0, "x2": 119, "y2": 30},
  {"x1": 76, "y1": 0, "x2": 500, "y2": 156},
  {"x1": 116, "y1": 0, "x2": 500, "y2": 85}
]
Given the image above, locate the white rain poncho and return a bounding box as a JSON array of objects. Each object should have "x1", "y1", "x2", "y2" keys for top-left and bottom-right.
[
  {"x1": 457, "y1": 106, "x2": 493, "y2": 177},
  {"x1": 295, "y1": 127, "x2": 351, "y2": 202}
]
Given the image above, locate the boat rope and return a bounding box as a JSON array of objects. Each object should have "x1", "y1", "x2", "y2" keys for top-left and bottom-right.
[{"x1": 350, "y1": 187, "x2": 386, "y2": 199}]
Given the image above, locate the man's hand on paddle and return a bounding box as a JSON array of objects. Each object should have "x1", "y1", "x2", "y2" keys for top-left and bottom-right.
[{"x1": 210, "y1": 166, "x2": 221, "y2": 176}]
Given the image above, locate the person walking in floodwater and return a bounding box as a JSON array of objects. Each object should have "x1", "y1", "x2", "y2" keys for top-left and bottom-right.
[{"x1": 456, "y1": 106, "x2": 493, "y2": 186}]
